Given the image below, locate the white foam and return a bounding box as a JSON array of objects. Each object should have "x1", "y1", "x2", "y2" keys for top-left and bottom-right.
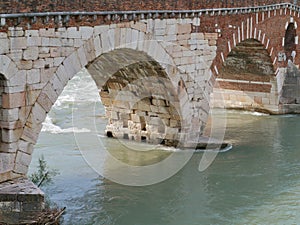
[
  {"x1": 42, "y1": 116, "x2": 90, "y2": 134},
  {"x1": 52, "y1": 69, "x2": 100, "y2": 111},
  {"x1": 230, "y1": 110, "x2": 269, "y2": 116}
]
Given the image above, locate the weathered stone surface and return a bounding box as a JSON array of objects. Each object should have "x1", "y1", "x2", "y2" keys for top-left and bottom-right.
[
  {"x1": 0, "y1": 38, "x2": 9, "y2": 54},
  {"x1": 0, "y1": 17, "x2": 223, "y2": 182},
  {"x1": 2, "y1": 92, "x2": 26, "y2": 109},
  {"x1": 14, "y1": 151, "x2": 32, "y2": 174},
  {"x1": 27, "y1": 69, "x2": 41, "y2": 84},
  {"x1": 2, "y1": 108, "x2": 19, "y2": 122},
  {"x1": 8, "y1": 70, "x2": 26, "y2": 86},
  {"x1": 0, "y1": 153, "x2": 14, "y2": 173},
  {"x1": 0, "y1": 177, "x2": 44, "y2": 219},
  {"x1": 18, "y1": 140, "x2": 34, "y2": 155},
  {"x1": 23, "y1": 47, "x2": 39, "y2": 60},
  {"x1": 10, "y1": 37, "x2": 27, "y2": 50},
  {"x1": 2, "y1": 128, "x2": 23, "y2": 143}
]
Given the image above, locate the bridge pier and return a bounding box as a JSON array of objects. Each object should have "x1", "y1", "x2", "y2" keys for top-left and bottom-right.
[{"x1": 0, "y1": 177, "x2": 44, "y2": 224}]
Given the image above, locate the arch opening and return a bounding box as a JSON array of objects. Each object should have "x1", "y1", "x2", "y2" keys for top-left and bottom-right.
[
  {"x1": 212, "y1": 39, "x2": 277, "y2": 113},
  {"x1": 284, "y1": 22, "x2": 297, "y2": 61},
  {"x1": 220, "y1": 39, "x2": 274, "y2": 81},
  {"x1": 87, "y1": 48, "x2": 182, "y2": 147}
]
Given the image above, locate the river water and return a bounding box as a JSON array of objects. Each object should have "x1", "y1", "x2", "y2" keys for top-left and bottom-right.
[{"x1": 29, "y1": 69, "x2": 300, "y2": 225}]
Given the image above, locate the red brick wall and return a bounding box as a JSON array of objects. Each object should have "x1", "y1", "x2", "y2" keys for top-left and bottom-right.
[
  {"x1": 204, "y1": 9, "x2": 297, "y2": 76},
  {"x1": 218, "y1": 81, "x2": 272, "y2": 93},
  {"x1": 0, "y1": 0, "x2": 293, "y2": 14}
]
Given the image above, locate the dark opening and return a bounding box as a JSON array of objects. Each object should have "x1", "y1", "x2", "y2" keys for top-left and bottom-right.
[
  {"x1": 123, "y1": 134, "x2": 129, "y2": 139},
  {"x1": 284, "y1": 23, "x2": 296, "y2": 61},
  {"x1": 140, "y1": 116, "x2": 146, "y2": 131},
  {"x1": 178, "y1": 79, "x2": 186, "y2": 95},
  {"x1": 220, "y1": 39, "x2": 274, "y2": 80},
  {"x1": 106, "y1": 131, "x2": 113, "y2": 138},
  {"x1": 123, "y1": 120, "x2": 128, "y2": 128},
  {"x1": 141, "y1": 136, "x2": 147, "y2": 142},
  {"x1": 160, "y1": 139, "x2": 166, "y2": 145}
]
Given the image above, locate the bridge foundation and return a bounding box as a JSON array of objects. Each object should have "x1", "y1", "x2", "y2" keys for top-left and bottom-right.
[{"x1": 0, "y1": 177, "x2": 44, "y2": 224}]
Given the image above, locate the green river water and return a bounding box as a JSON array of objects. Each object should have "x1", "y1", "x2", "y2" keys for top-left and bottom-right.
[{"x1": 29, "y1": 70, "x2": 300, "y2": 225}]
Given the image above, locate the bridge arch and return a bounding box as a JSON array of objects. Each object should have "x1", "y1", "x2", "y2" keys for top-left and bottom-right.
[
  {"x1": 87, "y1": 48, "x2": 182, "y2": 145},
  {"x1": 212, "y1": 37, "x2": 277, "y2": 113},
  {"x1": 12, "y1": 24, "x2": 206, "y2": 178},
  {"x1": 220, "y1": 38, "x2": 275, "y2": 81},
  {"x1": 210, "y1": 12, "x2": 300, "y2": 114}
]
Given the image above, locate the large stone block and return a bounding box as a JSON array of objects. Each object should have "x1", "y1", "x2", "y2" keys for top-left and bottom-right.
[
  {"x1": 0, "y1": 38, "x2": 9, "y2": 54},
  {"x1": 25, "y1": 30, "x2": 39, "y2": 37},
  {"x1": 16, "y1": 60, "x2": 33, "y2": 70},
  {"x1": 56, "y1": 66, "x2": 70, "y2": 87},
  {"x1": 40, "y1": 67, "x2": 56, "y2": 83},
  {"x1": 82, "y1": 39, "x2": 96, "y2": 62},
  {"x1": 93, "y1": 35, "x2": 102, "y2": 58},
  {"x1": 2, "y1": 128, "x2": 23, "y2": 143},
  {"x1": 41, "y1": 83, "x2": 59, "y2": 104},
  {"x1": 94, "y1": 25, "x2": 109, "y2": 36},
  {"x1": 67, "y1": 27, "x2": 81, "y2": 39},
  {"x1": 8, "y1": 70, "x2": 26, "y2": 86},
  {"x1": 50, "y1": 74, "x2": 64, "y2": 96},
  {"x1": 18, "y1": 139, "x2": 34, "y2": 154},
  {"x1": 2, "y1": 108, "x2": 19, "y2": 122},
  {"x1": 36, "y1": 92, "x2": 53, "y2": 113},
  {"x1": 14, "y1": 151, "x2": 32, "y2": 174},
  {"x1": 0, "y1": 142, "x2": 18, "y2": 153},
  {"x1": 7, "y1": 50, "x2": 23, "y2": 61},
  {"x1": 0, "y1": 55, "x2": 11, "y2": 76},
  {"x1": 10, "y1": 37, "x2": 27, "y2": 50},
  {"x1": 64, "y1": 51, "x2": 82, "y2": 75},
  {"x1": 26, "y1": 90, "x2": 41, "y2": 106},
  {"x1": 80, "y1": 26, "x2": 94, "y2": 40},
  {"x1": 0, "y1": 153, "x2": 14, "y2": 173},
  {"x1": 130, "y1": 22, "x2": 147, "y2": 33},
  {"x1": 39, "y1": 28, "x2": 55, "y2": 37},
  {"x1": 31, "y1": 102, "x2": 47, "y2": 125},
  {"x1": 8, "y1": 27, "x2": 24, "y2": 37},
  {"x1": 27, "y1": 36, "x2": 42, "y2": 47},
  {"x1": 49, "y1": 38, "x2": 62, "y2": 47},
  {"x1": 177, "y1": 24, "x2": 191, "y2": 34},
  {"x1": 27, "y1": 69, "x2": 41, "y2": 84},
  {"x1": 2, "y1": 92, "x2": 26, "y2": 109}
]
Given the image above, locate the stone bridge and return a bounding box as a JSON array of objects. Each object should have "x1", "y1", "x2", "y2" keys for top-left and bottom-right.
[{"x1": 1, "y1": 0, "x2": 300, "y2": 186}]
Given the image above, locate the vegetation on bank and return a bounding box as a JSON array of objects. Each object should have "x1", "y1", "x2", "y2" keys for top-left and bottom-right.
[{"x1": 28, "y1": 155, "x2": 65, "y2": 225}]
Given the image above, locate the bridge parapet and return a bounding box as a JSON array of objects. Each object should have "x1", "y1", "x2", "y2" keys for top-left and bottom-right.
[
  {"x1": 0, "y1": 2, "x2": 298, "y2": 31},
  {"x1": 0, "y1": 0, "x2": 295, "y2": 14}
]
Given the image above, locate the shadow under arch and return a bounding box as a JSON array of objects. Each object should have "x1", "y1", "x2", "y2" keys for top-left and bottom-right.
[
  {"x1": 220, "y1": 38, "x2": 275, "y2": 81},
  {"x1": 213, "y1": 38, "x2": 277, "y2": 113},
  {"x1": 86, "y1": 48, "x2": 182, "y2": 147},
  {"x1": 284, "y1": 22, "x2": 297, "y2": 61}
]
